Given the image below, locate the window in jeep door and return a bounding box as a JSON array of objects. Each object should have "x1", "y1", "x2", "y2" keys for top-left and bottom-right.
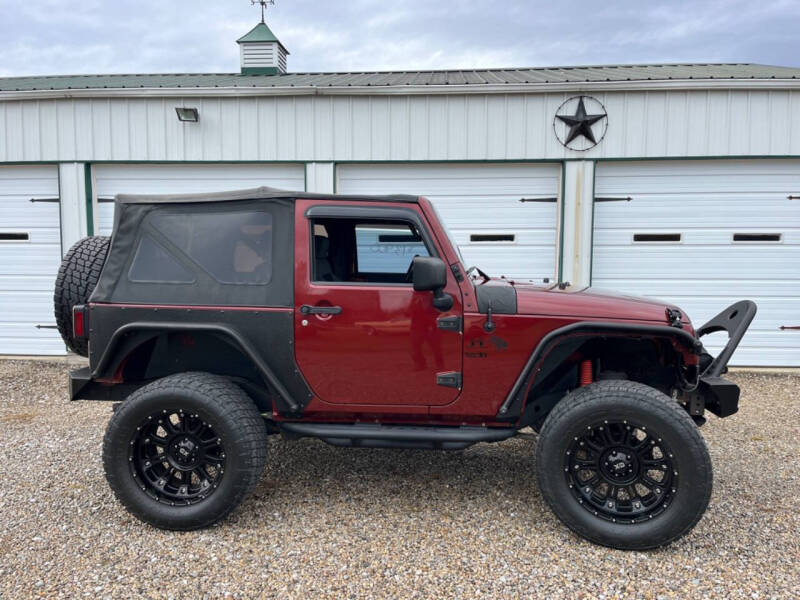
[
  {"x1": 311, "y1": 219, "x2": 430, "y2": 284},
  {"x1": 150, "y1": 210, "x2": 273, "y2": 284}
]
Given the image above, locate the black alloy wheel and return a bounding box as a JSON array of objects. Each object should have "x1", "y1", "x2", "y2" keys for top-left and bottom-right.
[
  {"x1": 129, "y1": 409, "x2": 226, "y2": 506},
  {"x1": 565, "y1": 420, "x2": 676, "y2": 524}
]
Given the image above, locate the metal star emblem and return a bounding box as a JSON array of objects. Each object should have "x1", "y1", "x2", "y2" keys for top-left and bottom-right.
[{"x1": 556, "y1": 97, "x2": 606, "y2": 145}]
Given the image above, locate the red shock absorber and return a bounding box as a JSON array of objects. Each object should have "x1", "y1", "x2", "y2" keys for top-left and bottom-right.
[{"x1": 580, "y1": 359, "x2": 593, "y2": 387}]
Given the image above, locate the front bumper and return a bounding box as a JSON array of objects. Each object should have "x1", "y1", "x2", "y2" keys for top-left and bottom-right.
[{"x1": 692, "y1": 300, "x2": 757, "y2": 418}]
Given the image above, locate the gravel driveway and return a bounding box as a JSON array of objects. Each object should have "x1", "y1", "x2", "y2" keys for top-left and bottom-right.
[{"x1": 0, "y1": 359, "x2": 798, "y2": 599}]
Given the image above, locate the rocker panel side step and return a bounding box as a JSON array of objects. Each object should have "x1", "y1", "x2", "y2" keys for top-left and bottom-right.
[{"x1": 278, "y1": 422, "x2": 517, "y2": 450}]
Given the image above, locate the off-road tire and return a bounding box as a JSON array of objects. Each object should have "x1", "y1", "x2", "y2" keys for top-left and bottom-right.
[
  {"x1": 53, "y1": 235, "x2": 110, "y2": 356},
  {"x1": 103, "y1": 372, "x2": 268, "y2": 530},
  {"x1": 535, "y1": 380, "x2": 712, "y2": 550}
]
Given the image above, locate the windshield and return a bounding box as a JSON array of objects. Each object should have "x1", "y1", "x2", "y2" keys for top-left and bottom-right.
[{"x1": 429, "y1": 202, "x2": 466, "y2": 266}]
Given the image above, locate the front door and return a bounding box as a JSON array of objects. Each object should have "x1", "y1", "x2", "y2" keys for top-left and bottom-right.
[{"x1": 293, "y1": 200, "x2": 463, "y2": 406}]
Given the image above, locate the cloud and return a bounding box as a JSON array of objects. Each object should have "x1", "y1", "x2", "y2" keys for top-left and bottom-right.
[{"x1": 0, "y1": 0, "x2": 797, "y2": 77}]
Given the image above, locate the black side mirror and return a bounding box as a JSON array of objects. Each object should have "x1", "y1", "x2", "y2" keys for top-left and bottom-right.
[{"x1": 412, "y1": 256, "x2": 454, "y2": 312}]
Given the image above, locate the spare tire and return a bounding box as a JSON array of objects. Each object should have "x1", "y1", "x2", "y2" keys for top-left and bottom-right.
[{"x1": 54, "y1": 235, "x2": 110, "y2": 356}]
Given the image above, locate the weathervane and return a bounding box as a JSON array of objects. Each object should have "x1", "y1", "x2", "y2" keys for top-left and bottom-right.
[{"x1": 251, "y1": 0, "x2": 275, "y2": 23}]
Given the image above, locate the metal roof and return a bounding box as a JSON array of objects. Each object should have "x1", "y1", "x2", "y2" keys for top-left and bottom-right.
[{"x1": 1, "y1": 63, "x2": 799, "y2": 92}]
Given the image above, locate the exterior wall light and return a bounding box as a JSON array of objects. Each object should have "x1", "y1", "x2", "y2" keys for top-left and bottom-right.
[{"x1": 175, "y1": 107, "x2": 199, "y2": 122}]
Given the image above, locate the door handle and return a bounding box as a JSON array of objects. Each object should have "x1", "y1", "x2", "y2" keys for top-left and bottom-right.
[{"x1": 300, "y1": 304, "x2": 343, "y2": 315}]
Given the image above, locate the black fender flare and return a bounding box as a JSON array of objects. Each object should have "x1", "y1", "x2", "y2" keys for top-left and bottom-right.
[
  {"x1": 495, "y1": 321, "x2": 703, "y2": 421},
  {"x1": 92, "y1": 321, "x2": 300, "y2": 413}
]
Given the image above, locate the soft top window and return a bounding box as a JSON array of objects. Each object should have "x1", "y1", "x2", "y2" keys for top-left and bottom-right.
[
  {"x1": 146, "y1": 210, "x2": 273, "y2": 285},
  {"x1": 128, "y1": 234, "x2": 195, "y2": 284}
]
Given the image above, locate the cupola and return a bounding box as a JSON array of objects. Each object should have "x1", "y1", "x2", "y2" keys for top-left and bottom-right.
[{"x1": 237, "y1": 21, "x2": 288, "y2": 75}]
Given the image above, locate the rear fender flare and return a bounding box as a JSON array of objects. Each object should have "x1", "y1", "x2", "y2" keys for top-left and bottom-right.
[
  {"x1": 92, "y1": 321, "x2": 299, "y2": 413},
  {"x1": 496, "y1": 321, "x2": 703, "y2": 422}
]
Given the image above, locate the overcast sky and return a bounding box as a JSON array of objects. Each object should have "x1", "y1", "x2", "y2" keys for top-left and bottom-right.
[{"x1": 0, "y1": 0, "x2": 798, "y2": 77}]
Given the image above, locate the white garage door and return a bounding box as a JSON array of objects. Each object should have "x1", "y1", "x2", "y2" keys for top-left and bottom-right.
[
  {"x1": 337, "y1": 163, "x2": 560, "y2": 282},
  {"x1": 593, "y1": 160, "x2": 800, "y2": 366},
  {"x1": 93, "y1": 163, "x2": 306, "y2": 235},
  {"x1": 0, "y1": 165, "x2": 64, "y2": 355}
]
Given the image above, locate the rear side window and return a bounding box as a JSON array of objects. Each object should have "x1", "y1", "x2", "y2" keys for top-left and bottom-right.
[
  {"x1": 146, "y1": 210, "x2": 273, "y2": 284},
  {"x1": 128, "y1": 235, "x2": 195, "y2": 283}
]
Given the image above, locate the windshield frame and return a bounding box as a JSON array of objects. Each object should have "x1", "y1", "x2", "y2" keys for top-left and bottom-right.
[{"x1": 428, "y1": 201, "x2": 466, "y2": 267}]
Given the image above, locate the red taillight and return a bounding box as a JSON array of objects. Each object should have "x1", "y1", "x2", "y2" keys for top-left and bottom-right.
[{"x1": 73, "y1": 305, "x2": 87, "y2": 339}]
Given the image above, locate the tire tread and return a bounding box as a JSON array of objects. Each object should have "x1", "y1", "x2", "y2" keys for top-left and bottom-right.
[{"x1": 53, "y1": 235, "x2": 110, "y2": 356}]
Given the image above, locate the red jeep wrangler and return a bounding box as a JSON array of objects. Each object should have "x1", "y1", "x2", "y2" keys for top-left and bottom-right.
[{"x1": 55, "y1": 188, "x2": 755, "y2": 550}]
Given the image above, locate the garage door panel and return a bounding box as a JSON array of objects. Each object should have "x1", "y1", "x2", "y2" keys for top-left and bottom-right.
[
  {"x1": 593, "y1": 159, "x2": 800, "y2": 366},
  {"x1": 0, "y1": 165, "x2": 62, "y2": 355},
  {"x1": 0, "y1": 227, "x2": 60, "y2": 245},
  {"x1": 0, "y1": 291, "x2": 57, "y2": 321},
  {"x1": 593, "y1": 246, "x2": 799, "y2": 279},
  {"x1": 0, "y1": 244, "x2": 62, "y2": 275},
  {"x1": 434, "y1": 200, "x2": 556, "y2": 231},
  {"x1": 338, "y1": 163, "x2": 560, "y2": 281},
  {"x1": 1, "y1": 275, "x2": 58, "y2": 293},
  {"x1": 93, "y1": 163, "x2": 305, "y2": 235},
  {"x1": 450, "y1": 230, "x2": 556, "y2": 247},
  {"x1": 0, "y1": 198, "x2": 59, "y2": 229},
  {"x1": 595, "y1": 198, "x2": 797, "y2": 230},
  {"x1": 593, "y1": 228, "x2": 795, "y2": 245},
  {"x1": 0, "y1": 324, "x2": 64, "y2": 355}
]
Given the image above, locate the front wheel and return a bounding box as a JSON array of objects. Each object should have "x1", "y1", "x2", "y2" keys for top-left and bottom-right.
[
  {"x1": 103, "y1": 372, "x2": 268, "y2": 530},
  {"x1": 535, "y1": 380, "x2": 712, "y2": 550}
]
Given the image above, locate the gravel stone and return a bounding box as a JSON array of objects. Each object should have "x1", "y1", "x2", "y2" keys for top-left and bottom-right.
[{"x1": 0, "y1": 359, "x2": 798, "y2": 599}]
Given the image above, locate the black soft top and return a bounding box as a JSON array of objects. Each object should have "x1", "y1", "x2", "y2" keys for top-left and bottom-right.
[{"x1": 115, "y1": 186, "x2": 419, "y2": 205}]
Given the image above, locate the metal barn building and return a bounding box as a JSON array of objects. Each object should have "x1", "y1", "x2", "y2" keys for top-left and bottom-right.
[{"x1": 0, "y1": 21, "x2": 798, "y2": 364}]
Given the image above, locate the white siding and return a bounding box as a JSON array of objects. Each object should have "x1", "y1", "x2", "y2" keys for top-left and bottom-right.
[
  {"x1": 92, "y1": 163, "x2": 305, "y2": 235},
  {"x1": 592, "y1": 159, "x2": 800, "y2": 366},
  {"x1": 338, "y1": 163, "x2": 560, "y2": 281},
  {"x1": 2, "y1": 90, "x2": 800, "y2": 163},
  {"x1": 0, "y1": 165, "x2": 64, "y2": 355}
]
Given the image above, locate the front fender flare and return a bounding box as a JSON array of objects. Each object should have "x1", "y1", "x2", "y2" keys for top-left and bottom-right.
[{"x1": 495, "y1": 321, "x2": 703, "y2": 422}]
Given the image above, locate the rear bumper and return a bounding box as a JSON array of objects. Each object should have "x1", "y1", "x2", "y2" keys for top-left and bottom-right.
[
  {"x1": 69, "y1": 367, "x2": 138, "y2": 401},
  {"x1": 69, "y1": 366, "x2": 92, "y2": 400}
]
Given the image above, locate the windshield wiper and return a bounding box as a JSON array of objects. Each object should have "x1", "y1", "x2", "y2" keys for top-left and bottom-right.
[{"x1": 466, "y1": 265, "x2": 491, "y2": 283}]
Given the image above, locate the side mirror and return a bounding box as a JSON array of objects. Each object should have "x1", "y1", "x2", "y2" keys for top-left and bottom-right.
[{"x1": 412, "y1": 256, "x2": 454, "y2": 312}]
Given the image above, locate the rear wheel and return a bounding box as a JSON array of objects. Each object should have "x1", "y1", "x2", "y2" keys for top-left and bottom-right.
[
  {"x1": 53, "y1": 235, "x2": 110, "y2": 356},
  {"x1": 103, "y1": 372, "x2": 268, "y2": 530},
  {"x1": 535, "y1": 380, "x2": 712, "y2": 550}
]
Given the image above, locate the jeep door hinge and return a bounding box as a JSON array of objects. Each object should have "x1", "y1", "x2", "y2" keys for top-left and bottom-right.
[
  {"x1": 437, "y1": 315, "x2": 462, "y2": 332},
  {"x1": 436, "y1": 372, "x2": 462, "y2": 388}
]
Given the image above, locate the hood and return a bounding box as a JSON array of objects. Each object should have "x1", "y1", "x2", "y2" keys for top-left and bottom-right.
[{"x1": 494, "y1": 281, "x2": 686, "y2": 324}]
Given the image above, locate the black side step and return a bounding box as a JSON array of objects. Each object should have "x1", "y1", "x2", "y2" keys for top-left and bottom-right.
[{"x1": 278, "y1": 422, "x2": 517, "y2": 450}]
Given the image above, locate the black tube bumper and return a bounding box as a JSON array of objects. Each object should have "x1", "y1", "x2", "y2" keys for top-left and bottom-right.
[{"x1": 693, "y1": 300, "x2": 757, "y2": 418}]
